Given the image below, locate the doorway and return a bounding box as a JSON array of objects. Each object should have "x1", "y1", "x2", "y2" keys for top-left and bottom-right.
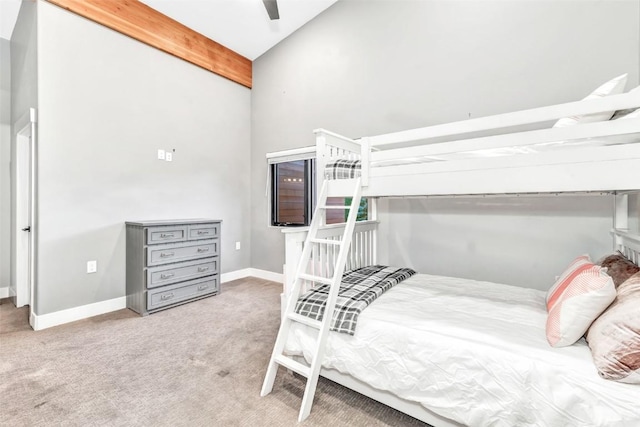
[{"x1": 10, "y1": 108, "x2": 37, "y2": 328}]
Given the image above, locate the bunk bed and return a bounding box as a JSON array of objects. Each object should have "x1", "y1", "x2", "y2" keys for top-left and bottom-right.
[{"x1": 263, "y1": 79, "x2": 640, "y2": 426}]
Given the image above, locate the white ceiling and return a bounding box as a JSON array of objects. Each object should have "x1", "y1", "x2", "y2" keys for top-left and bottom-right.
[
  {"x1": 141, "y1": 0, "x2": 338, "y2": 60},
  {"x1": 0, "y1": 0, "x2": 21, "y2": 40},
  {"x1": 0, "y1": 0, "x2": 338, "y2": 60}
]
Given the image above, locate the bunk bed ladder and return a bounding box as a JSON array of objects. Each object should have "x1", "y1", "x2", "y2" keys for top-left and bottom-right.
[{"x1": 261, "y1": 177, "x2": 363, "y2": 422}]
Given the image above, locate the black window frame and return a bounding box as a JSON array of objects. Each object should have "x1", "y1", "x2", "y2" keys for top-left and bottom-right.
[{"x1": 270, "y1": 158, "x2": 316, "y2": 227}]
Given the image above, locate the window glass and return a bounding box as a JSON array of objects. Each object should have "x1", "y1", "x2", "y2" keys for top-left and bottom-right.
[
  {"x1": 325, "y1": 197, "x2": 368, "y2": 225},
  {"x1": 271, "y1": 160, "x2": 311, "y2": 226}
]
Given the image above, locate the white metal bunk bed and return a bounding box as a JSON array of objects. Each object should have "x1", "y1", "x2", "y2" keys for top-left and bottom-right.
[{"x1": 261, "y1": 90, "x2": 640, "y2": 426}]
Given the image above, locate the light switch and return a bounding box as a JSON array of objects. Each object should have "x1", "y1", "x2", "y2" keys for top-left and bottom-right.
[
  {"x1": 235, "y1": 241, "x2": 241, "y2": 250},
  {"x1": 166, "y1": 152, "x2": 173, "y2": 162},
  {"x1": 87, "y1": 260, "x2": 97, "y2": 273},
  {"x1": 157, "y1": 149, "x2": 165, "y2": 160}
]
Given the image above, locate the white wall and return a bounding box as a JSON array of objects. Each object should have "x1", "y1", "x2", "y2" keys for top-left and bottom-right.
[
  {"x1": 35, "y1": 1, "x2": 251, "y2": 315},
  {"x1": 0, "y1": 38, "x2": 10, "y2": 292},
  {"x1": 250, "y1": 0, "x2": 640, "y2": 289},
  {"x1": 9, "y1": 0, "x2": 37, "y2": 295},
  {"x1": 376, "y1": 196, "x2": 613, "y2": 290}
]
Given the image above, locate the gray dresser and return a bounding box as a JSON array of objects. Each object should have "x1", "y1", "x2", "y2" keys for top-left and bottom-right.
[{"x1": 125, "y1": 219, "x2": 221, "y2": 315}]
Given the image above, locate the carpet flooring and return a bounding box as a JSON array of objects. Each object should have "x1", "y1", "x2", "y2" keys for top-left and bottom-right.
[{"x1": 0, "y1": 278, "x2": 429, "y2": 426}]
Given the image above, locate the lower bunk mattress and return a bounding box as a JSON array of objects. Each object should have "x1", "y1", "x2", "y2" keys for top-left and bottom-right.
[{"x1": 284, "y1": 273, "x2": 640, "y2": 427}]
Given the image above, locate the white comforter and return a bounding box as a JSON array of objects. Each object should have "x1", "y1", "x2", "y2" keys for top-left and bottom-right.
[{"x1": 285, "y1": 274, "x2": 640, "y2": 427}]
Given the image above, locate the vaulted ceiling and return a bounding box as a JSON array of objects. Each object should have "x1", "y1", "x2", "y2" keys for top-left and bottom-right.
[{"x1": 0, "y1": 0, "x2": 338, "y2": 60}]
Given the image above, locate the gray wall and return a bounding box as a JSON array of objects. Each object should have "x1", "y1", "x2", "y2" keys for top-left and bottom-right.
[
  {"x1": 251, "y1": 0, "x2": 640, "y2": 290},
  {"x1": 9, "y1": 0, "x2": 38, "y2": 292},
  {"x1": 35, "y1": 1, "x2": 251, "y2": 315},
  {"x1": 1, "y1": 38, "x2": 10, "y2": 290}
]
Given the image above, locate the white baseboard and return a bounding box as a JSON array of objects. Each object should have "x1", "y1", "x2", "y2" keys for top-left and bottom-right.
[
  {"x1": 0, "y1": 287, "x2": 8, "y2": 299},
  {"x1": 248, "y1": 268, "x2": 284, "y2": 283},
  {"x1": 31, "y1": 296, "x2": 126, "y2": 331},
  {"x1": 220, "y1": 268, "x2": 252, "y2": 283},
  {"x1": 29, "y1": 268, "x2": 283, "y2": 331},
  {"x1": 221, "y1": 268, "x2": 283, "y2": 284}
]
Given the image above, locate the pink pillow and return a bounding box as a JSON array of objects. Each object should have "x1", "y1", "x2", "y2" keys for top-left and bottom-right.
[
  {"x1": 546, "y1": 255, "x2": 616, "y2": 347},
  {"x1": 587, "y1": 272, "x2": 640, "y2": 383}
]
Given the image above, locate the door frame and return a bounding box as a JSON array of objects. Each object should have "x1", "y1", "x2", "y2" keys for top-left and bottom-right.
[{"x1": 11, "y1": 108, "x2": 37, "y2": 327}]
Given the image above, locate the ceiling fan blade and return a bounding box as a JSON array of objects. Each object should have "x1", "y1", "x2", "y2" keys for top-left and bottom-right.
[{"x1": 262, "y1": 0, "x2": 280, "y2": 20}]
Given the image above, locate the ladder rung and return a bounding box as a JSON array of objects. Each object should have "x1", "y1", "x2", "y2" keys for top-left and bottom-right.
[
  {"x1": 309, "y1": 238, "x2": 341, "y2": 245},
  {"x1": 287, "y1": 312, "x2": 322, "y2": 329},
  {"x1": 287, "y1": 313, "x2": 322, "y2": 329},
  {"x1": 274, "y1": 354, "x2": 311, "y2": 377},
  {"x1": 299, "y1": 273, "x2": 333, "y2": 285},
  {"x1": 320, "y1": 205, "x2": 351, "y2": 210}
]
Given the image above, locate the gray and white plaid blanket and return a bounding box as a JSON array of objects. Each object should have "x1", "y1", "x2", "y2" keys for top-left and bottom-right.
[
  {"x1": 324, "y1": 159, "x2": 362, "y2": 180},
  {"x1": 294, "y1": 265, "x2": 416, "y2": 335}
]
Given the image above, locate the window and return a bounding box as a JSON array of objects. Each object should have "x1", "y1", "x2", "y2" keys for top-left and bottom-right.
[
  {"x1": 271, "y1": 159, "x2": 314, "y2": 226},
  {"x1": 326, "y1": 197, "x2": 368, "y2": 224},
  {"x1": 268, "y1": 152, "x2": 368, "y2": 227}
]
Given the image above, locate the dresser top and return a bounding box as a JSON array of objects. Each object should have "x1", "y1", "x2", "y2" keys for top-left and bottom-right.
[{"x1": 125, "y1": 218, "x2": 221, "y2": 227}]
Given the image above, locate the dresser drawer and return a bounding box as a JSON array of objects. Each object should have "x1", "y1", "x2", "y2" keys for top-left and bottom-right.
[
  {"x1": 147, "y1": 277, "x2": 219, "y2": 311},
  {"x1": 147, "y1": 258, "x2": 218, "y2": 288},
  {"x1": 147, "y1": 225, "x2": 187, "y2": 245},
  {"x1": 147, "y1": 239, "x2": 219, "y2": 267},
  {"x1": 188, "y1": 223, "x2": 219, "y2": 240}
]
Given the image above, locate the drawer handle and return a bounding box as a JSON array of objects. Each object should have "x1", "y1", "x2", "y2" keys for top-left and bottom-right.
[
  {"x1": 198, "y1": 284, "x2": 209, "y2": 291},
  {"x1": 197, "y1": 267, "x2": 209, "y2": 272},
  {"x1": 197, "y1": 248, "x2": 210, "y2": 253},
  {"x1": 160, "y1": 252, "x2": 175, "y2": 258},
  {"x1": 161, "y1": 293, "x2": 174, "y2": 301},
  {"x1": 197, "y1": 230, "x2": 209, "y2": 235},
  {"x1": 160, "y1": 273, "x2": 175, "y2": 279},
  {"x1": 160, "y1": 233, "x2": 175, "y2": 238}
]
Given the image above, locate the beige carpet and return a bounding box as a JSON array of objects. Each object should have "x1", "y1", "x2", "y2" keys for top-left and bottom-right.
[{"x1": 0, "y1": 278, "x2": 429, "y2": 426}]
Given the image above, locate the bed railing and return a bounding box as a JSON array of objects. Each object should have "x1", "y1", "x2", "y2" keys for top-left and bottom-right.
[
  {"x1": 613, "y1": 229, "x2": 640, "y2": 264},
  {"x1": 314, "y1": 129, "x2": 370, "y2": 186},
  {"x1": 314, "y1": 91, "x2": 640, "y2": 193},
  {"x1": 281, "y1": 220, "x2": 378, "y2": 315},
  {"x1": 613, "y1": 193, "x2": 640, "y2": 264},
  {"x1": 368, "y1": 91, "x2": 640, "y2": 147}
]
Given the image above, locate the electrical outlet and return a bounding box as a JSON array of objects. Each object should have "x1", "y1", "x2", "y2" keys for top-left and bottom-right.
[
  {"x1": 166, "y1": 152, "x2": 173, "y2": 162},
  {"x1": 235, "y1": 241, "x2": 241, "y2": 250},
  {"x1": 87, "y1": 260, "x2": 97, "y2": 274},
  {"x1": 157, "y1": 149, "x2": 165, "y2": 160}
]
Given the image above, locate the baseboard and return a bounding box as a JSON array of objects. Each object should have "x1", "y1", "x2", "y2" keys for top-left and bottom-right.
[
  {"x1": 31, "y1": 296, "x2": 126, "y2": 331},
  {"x1": 221, "y1": 268, "x2": 283, "y2": 284},
  {"x1": 248, "y1": 268, "x2": 283, "y2": 283},
  {"x1": 220, "y1": 268, "x2": 253, "y2": 283},
  {"x1": 0, "y1": 287, "x2": 8, "y2": 299},
  {"x1": 29, "y1": 268, "x2": 284, "y2": 331}
]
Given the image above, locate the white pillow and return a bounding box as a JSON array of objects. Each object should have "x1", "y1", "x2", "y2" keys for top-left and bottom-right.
[
  {"x1": 554, "y1": 73, "x2": 628, "y2": 128},
  {"x1": 611, "y1": 85, "x2": 640, "y2": 120},
  {"x1": 614, "y1": 109, "x2": 640, "y2": 120}
]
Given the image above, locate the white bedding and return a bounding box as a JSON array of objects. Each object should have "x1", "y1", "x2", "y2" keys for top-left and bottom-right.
[
  {"x1": 285, "y1": 274, "x2": 640, "y2": 427},
  {"x1": 370, "y1": 135, "x2": 640, "y2": 168}
]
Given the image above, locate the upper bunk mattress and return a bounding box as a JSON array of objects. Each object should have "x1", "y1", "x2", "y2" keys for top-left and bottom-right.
[
  {"x1": 323, "y1": 135, "x2": 640, "y2": 179},
  {"x1": 285, "y1": 273, "x2": 640, "y2": 427}
]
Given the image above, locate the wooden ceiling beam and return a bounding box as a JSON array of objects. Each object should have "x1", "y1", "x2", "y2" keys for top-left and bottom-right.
[{"x1": 46, "y1": 0, "x2": 252, "y2": 88}]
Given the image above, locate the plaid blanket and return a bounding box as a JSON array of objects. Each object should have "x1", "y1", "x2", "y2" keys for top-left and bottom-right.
[
  {"x1": 294, "y1": 265, "x2": 416, "y2": 335},
  {"x1": 324, "y1": 159, "x2": 362, "y2": 180}
]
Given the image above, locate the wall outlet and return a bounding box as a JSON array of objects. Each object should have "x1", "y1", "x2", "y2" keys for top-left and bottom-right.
[
  {"x1": 235, "y1": 241, "x2": 241, "y2": 250},
  {"x1": 87, "y1": 260, "x2": 97, "y2": 274},
  {"x1": 157, "y1": 149, "x2": 165, "y2": 160},
  {"x1": 165, "y1": 152, "x2": 173, "y2": 162}
]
